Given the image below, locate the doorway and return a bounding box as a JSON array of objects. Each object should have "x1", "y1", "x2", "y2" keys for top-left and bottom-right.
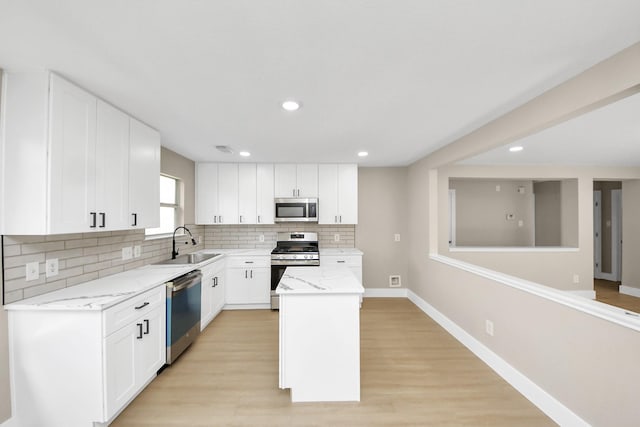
[{"x1": 593, "y1": 182, "x2": 622, "y2": 282}]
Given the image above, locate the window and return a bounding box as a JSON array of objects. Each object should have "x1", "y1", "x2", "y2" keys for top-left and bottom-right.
[{"x1": 146, "y1": 175, "x2": 182, "y2": 236}]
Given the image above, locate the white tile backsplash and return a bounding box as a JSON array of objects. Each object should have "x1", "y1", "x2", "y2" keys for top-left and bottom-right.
[{"x1": 3, "y1": 223, "x2": 356, "y2": 303}]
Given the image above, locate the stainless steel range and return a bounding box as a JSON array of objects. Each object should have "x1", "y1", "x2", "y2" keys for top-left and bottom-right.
[{"x1": 270, "y1": 232, "x2": 320, "y2": 309}]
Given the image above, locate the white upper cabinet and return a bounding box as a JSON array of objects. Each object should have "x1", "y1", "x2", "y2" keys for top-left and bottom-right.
[
  {"x1": 318, "y1": 164, "x2": 358, "y2": 224},
  {"x1": 256, "y1": 164, "x2": 274, "y2": 224},
  {"x1": 0, "y1": 71, "x2": 160, "y2": 235},
  {"x1": 238, "y1": 163, "x2": 257, "y2": 224},
  {"x1": 48, "y1": 75, "x2": 98, "y2": 233},
  {"x1": 274, "y1": 164, "x2": 318, "y2": 198},
  {"x1": 96, "y1": 100, "x2": 130, "y2": 231},
  {"x1": 195, "y1": 163, "x2": 238, "y2": 225},
  {"x1": 129, "y1": 118, "x2": 160, "y2": 229}
]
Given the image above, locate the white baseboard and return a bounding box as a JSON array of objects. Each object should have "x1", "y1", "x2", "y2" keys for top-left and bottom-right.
[
  {"x1": 364, "y1": 288, "x2": 408, "y2": 298},
  {"x1": 565, "y1": 290, "x2": 596, "y2": 299},
  {"x1": 0, "y1": 417, "x2": 16, "y2": 427},
  {"x1": 407, "y1": 289, "x2": 588, "y2": 427},
  {"x1": 620, "y1": 285, "x2": 640, "y2": 298}
]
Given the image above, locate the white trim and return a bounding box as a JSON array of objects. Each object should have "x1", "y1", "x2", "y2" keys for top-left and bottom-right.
[
  {"x1": 448, "y1": 189, "x2": 456, "y2": 247},
  {"x1": 406, "y1": 289, "x2": 589, "y2": 427},
  {"x1": 430, "y1": 254, "x2": 640, "y2": 332},
  {"x1": 620, "y1": 285, "x2": 640, "y2": 298},
  {"x1": 565, "y1": 290, "x2": 596, "y2": 300},
  {"x1": 364, "y1": 288, "x2": 408, "y2": 298},
  {"x1": 611, "y1": 189, "x2": 622, "y2": 282},
  {"x1": 223, "y1": 303, "x2": 271, "y2": 310},
  {"x1": 594, "y1": 190, "x2": 602, "y2": 278},
  {"x1": 449, "y1": 246, "x2": 579, "y2": 253}
]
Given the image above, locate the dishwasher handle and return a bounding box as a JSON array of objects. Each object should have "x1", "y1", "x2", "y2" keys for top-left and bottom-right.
[{"x1": 168, "y1": 271, "x2": 202, "y2": 294}]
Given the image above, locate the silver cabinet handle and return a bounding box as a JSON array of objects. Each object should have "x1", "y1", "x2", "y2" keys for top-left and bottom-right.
[
  {"x1": 131, "y1": 213, "x2": 137, "y2": 226},
  {"x1": 337, "y1": 260, "x2": 346, "y2": 263},
  {"x1": 245, "y1": 261, "x2": 254, "y2": 264},
  {"x1": 245, "y1": 270, "x2": 248, "y2": 278},
  {"x1": 213, "y1": 216, "x2": 217, "y2": 224},
  {"x1": 335, "y1": 215, "x2": 338, "y2": 223},
  {"x1": 90, "y1": 212, "x2": 97, "y2": 228},
  {"x1": 250, "y1": 270, "x2": 253, "y2": 279},
  {"x1": 339, "y1": 215, "x2": 342, "y2": 223},
  {"x1": 240, "y1": 215, "x2": 243, "y2": 223},
  {"x1": 292, "y1": 189, "x2": 296, "y2": 197},
  {"x1": 258, "y1": 215, "x2": 261, "y2": 223},
  {"x1": 219, "y1": 215, "x2": 222, "y2": 223}
]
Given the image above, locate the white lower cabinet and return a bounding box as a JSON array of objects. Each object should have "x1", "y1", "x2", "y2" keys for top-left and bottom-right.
[
  {"x1": 225, "y1": 256, "x2": 270, "y2": 307},
  {"x1": 8, "y1": 285, "x2": 166, "y2": 427},
  {"x1": 201, "y1": 259, "x2": 226, "y2": 330},
  {"x1": 321, "y1": 255, "x2": 363, "y2": 283}
]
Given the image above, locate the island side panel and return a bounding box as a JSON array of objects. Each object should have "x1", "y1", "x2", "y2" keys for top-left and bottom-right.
[{"x1": 279, "y1": 293, "x2": 361, "y2": 402}]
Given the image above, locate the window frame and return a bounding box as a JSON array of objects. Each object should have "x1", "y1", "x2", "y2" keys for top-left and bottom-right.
[{"x1": 145, "y1": 174, "x2": 184, "y2": 238}]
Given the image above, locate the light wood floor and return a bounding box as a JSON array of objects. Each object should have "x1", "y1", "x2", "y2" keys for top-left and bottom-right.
[
  {"x1": 594, "y1": 279, "x2": 640, "y2": 313},
  {"x1": 112, "y1": 299, "x2": 554, "y2": 426}
]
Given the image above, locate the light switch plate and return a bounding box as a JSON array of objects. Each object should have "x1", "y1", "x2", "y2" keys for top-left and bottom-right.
[
  {"x1": 45, "y1": 258, "x2": 59, "y2": 278},
  {"x1": 334, "y1": 233, "x2": 340, "y2": 242},
  {"x1": 25, "y1": 262, "x2": 39, "y2": 281},
  {"x1": 133, "y1": 245, "x2": 141, "y2": 258},
  {"x1": 394, "y1": 234, "x2": 401, "y2": 242}
]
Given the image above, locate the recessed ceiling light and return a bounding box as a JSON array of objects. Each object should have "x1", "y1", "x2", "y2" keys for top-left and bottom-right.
[
  {"x1": 282, "y1": 100, "x2": 301, "y2": 111},
  {"x1": 509, "y1": 146, "x2": 524, "y2": 152},
  {"x1": 239, "y1": 151, "x2": 251, "y2": 157},
  {"x1": 358, "y1": 151, "x2": 369, "y2": 157}
]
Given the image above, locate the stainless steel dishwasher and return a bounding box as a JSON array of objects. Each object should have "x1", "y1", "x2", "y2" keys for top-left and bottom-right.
[{"x1": 165, "y1": 270, "x2": 202, "y2": 364}]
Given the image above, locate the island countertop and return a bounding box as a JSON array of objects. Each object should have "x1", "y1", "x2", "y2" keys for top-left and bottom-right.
[{"x1": 276, "y1": 266, "x2": 364, "y2": 295}]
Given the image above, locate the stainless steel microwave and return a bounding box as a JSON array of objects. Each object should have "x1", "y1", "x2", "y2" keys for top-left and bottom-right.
[{"x1": 274, "y1": 198, "x2": 318, "y2": 222}]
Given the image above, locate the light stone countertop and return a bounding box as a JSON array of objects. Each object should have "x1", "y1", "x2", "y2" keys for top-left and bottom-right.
[
  {"x1": 6, "y1": 249, "x2": 271, "y2": 312},
  {"x1": 276, "y1": 266, "x2": 364, "y2": 295}
]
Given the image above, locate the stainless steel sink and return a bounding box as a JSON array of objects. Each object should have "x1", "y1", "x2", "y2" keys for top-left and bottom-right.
[{"x1": 154, "y1": 253, "x2": 221, "y2": 265}]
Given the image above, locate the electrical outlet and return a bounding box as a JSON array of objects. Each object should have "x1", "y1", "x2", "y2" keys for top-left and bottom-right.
[
  {"x1": 259, "y1": 234, "x2": 265, "y2": 242},
  {"x1": 518, "y1": 220, "x2": 524, "y2": 227},
  {"x1": 495, "y1": 185, "x2": 501, "y2": 192},
  {"x1": 394, "y1": 234, "x2": 401, "y2": 242},
  {"x1": 573, "y1": 274, "x2": 580, "y2": 284},
  {"x1": 122, "y1": 247, "x2": 133, "y2": 260},
  {"x1": 334, "y1": 233, "x2": 340, "y2": 242},
  {"x1": 45, "y1": 258, "x2": 59, "y2": 278},
  {"x1": 485, "y1": 320, "x2": 494, "y2": 336},
  {"x1": 198, "y1": 235, "x2": 203, "y2": 244},
  {"x1": 133, "y1": 245, "x2": 141, "y2": 258},
  {"x1": 25, "y1": 262, "x2": 39, "y2": 281}
]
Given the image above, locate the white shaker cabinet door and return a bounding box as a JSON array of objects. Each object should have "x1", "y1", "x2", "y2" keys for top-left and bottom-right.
[
  {"x1": 238, "y1": 163, "x2": 257, "y2": 224},
  {"x1": 48, "y1": 73, "x2": 98, "y2": 234},
  {"x1": 274, "y1": 164, "x2": 298, "y2": 197},
  {"x1": 318, "y1": 164, "x2": 339, "y2": 224},
  {"x1": 256, "y1": 163, "x2": 275, "y2": 224},
  {"x1": 196, "y1": 163, "x2": 219, "y2": 224},
  {"x1": 129, "y1": 118, "x2": 160, "y2": 229},
  {"x1": 295, "y1": 164, "x2": 318, "y2": 198},
  {"x1": 136, "y1": 305, "x2": 166, "y2": 385},
  {"x1": 217, "y1": 163, "x2": 239, "y2": 224},
  {"x1": 104, "y1": 321, "x2": 137, "y2": 420},
  {"x1": 337, "y1": 164, "x2": 358, "y2": 224},
  {"x1": 96, "y1": 100, "x2": 130, "y2": 230}
]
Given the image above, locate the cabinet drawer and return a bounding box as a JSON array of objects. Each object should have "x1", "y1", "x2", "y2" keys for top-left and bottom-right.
[
  {"x1": 103, "y1": 285, "x2": 165, "y2": 337},
  {"x1": 321, "y1": 256, "x2": 362, "y2": 267},
  {"x1": 226, "y1": 256, "x2": 270, "y2": 269}
]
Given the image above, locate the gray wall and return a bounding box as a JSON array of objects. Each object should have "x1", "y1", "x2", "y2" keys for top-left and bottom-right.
[
  {"x1": 355, "y1": 168, "x2": 408, "y2": 289},
  {"x1": 407, "y1": 42, "x2": 640, "y2": 425},
  {"x1": 450, "y1": 179, "x2": 534, "y2": 246},
  {"x1": 534, "y1": 181, "x2": 561, "y2": 246}
]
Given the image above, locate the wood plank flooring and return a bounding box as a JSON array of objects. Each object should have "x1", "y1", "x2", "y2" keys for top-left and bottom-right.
[
  {"x1": 594, "y1": 279, "x2": 640, "y2": 313},
  {"x1": 112, "y1": 299, "x2": 553, "y2": 426}
]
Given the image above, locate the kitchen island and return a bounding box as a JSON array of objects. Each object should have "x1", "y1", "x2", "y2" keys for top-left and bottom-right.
[{"x1": 277, "y1": 266, "x2": 364, "y2": 402}]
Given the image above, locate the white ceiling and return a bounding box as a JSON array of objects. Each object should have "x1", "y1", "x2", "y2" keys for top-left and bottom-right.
[
  {"x1": 1, "y1": 1, "x2": 640, "y2": 166},
  {"x1": 459, "y1": 92, "x2": 640, "y2": 167}
]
